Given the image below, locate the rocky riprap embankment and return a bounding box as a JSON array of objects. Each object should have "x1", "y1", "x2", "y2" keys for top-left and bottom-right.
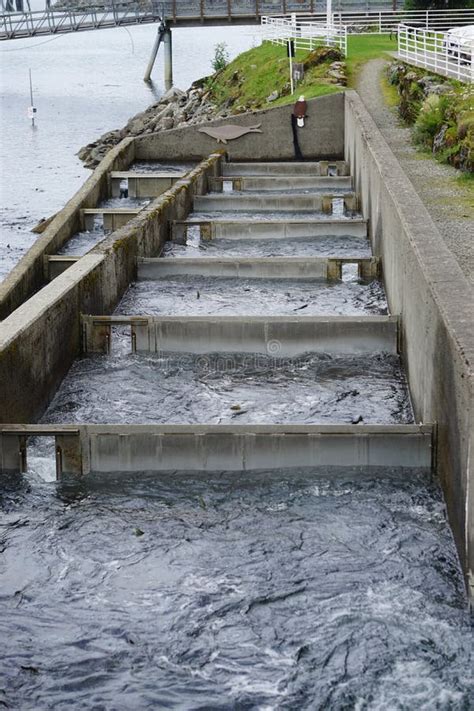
[{"x1": 77, "y1": 81, "x2": 223, "y2": 168}]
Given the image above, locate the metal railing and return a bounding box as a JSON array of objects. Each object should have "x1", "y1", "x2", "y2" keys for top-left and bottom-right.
[
  {"x1": 0, "y1": 3, "x2": 163, "y2": 38},
  {"x1": 267, "y1": 8, "x2": 474, "y2": 34},
  {"x1": 2, "y1": 2, "x2": 473, "y2": 40},
  {"x1": 0, "y1": 2, "x2": 402, "y2": 40},
  {"x1": 261, "y1": 15, "x2": 347, "y2": 55},
  {"x1": 398, "y1": 23, "x2": 473, "y2": 84}
]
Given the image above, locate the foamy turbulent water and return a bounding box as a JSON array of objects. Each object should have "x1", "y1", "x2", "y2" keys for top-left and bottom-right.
[
  {"x1": 118, "y1": 275, "x2": 388, "y2": 316},
  {"x1": 0, "y1": 18, "x2": 472, "y2": 709},
  {"x1": 40, "y1": 351, "x2": 412, "y2": 426},
  {"x1": 0, "y1": 468, "x2": 472, "y2": 709}
]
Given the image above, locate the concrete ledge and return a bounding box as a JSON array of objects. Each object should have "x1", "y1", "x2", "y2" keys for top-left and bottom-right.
[
  {"x1": 82, "y1": 314, "x2": 399, "y2": 356},
  {"x1": 222, "y1": 161, "x2": 350, "y2": 177},
  {"x1": 110, "y1": 172, "x2": 183, "y2": 198},
  {"x1": 172, "y1": 218, "x2": 368, "y2": 241},
  {"x1": 45, "y1": 255, "x2": 80, "y2": 281},
  {"x1": 193, "y1": 193, "x2": 356, "y2": 213},
  {"x1": 81, "y1": 208, "x2": 143, "y2": 232},
  {"x1": 210, "y1": 176, "x2": 353, "y2": 191},
  {"x1": 0, "y1": 424, "x2": 434, "y2": 476},
  {"x1": 137, "y1": 256, "x2": 380, "y2": 280},
  {"x1": 344, "y1": 90, "x2": 474, "y2": 593}
]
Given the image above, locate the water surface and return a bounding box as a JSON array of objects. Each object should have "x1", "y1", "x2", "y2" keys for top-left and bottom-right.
[{"x1": 0, "y1": 468, "x2": 471, "y2": 709}]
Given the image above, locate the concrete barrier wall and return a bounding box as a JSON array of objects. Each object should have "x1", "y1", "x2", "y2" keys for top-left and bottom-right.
[
  {"x1": 344, "y1": 90, "x2": 474, "y2": 592},
  {"x1": 0, "y1": 138, "x2": 136, "y2": 321},
  {"x1": 135, "y1": 93, "x2": 345, "y2": 162},
  {"x1": 82, "y1": 315, "x2": 399, "y2": 356},
  {"x1": 0, "y1": 154, "x2": 223, "y2": 423},
  {"x1": 0, "y1": 424, "x2": 434, "y2": 476}
]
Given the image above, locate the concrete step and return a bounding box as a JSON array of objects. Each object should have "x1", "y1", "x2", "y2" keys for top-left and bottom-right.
[
  {"x1": 194, "y1": 193, "x2": 358, "y2": 213},
  {"x1": 209, "y1": 176, "x2": 353, "y2": 192},
  {"x1": 109, "y1": 171, "x2": 184, "y2": 198},
  {"x1": 45, "y1": 255, "x2": 80, "y2": 281},
  {"x1": 82, "y1": 314, "x2": 399, "y2": 356},
  {"x1": 172, "y1": 218, "x2": 368, "y2": 241},
  {"x1": 80, "y1": 207, "x2": 142, "y2": 232},
  {"x1": 137, "y1": 256, "x2": 380, "y2": 281},
  {"x1": 0, "y1": 424, "x2": 434, "y2": 476},
  {"x1": 223, "y1": 161, "x2": 350, "y2": 177}
]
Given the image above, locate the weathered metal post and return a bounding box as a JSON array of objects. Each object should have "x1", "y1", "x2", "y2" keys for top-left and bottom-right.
[
  {"x1": 164, "y1": 27, "x2": 173, "y2": 90},
  {"x1": 144, "y1": 19, "x2": 166, "y2": 82}
]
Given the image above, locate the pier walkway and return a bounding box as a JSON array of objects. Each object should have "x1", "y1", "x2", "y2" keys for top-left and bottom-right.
[{"x1": 1, "y1": 0, "x2": 394, "y2": 40}]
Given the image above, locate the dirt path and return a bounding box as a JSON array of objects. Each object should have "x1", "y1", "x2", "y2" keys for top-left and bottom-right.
[{"x1": 356, "y1": 58, "x2": 473, "y2": 285}]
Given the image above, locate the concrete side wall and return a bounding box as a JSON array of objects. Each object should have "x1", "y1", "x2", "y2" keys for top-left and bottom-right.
[
  {"x1": 0, "y1": 139, "x2": 136, "y2": 321},
  {"x1": 0, "y1": 154, "x2": 223, "y2": 423},
  {"x1": 344, "y1": 91, "x2": 474, "y2": 589},
  {"x1": 135, "y1": 93, "x2": 345, "y2": 162}
]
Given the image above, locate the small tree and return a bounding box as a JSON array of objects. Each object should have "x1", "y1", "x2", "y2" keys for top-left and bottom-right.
[{"x1": 212, "y1": 42, "x2": 229, "y2": 73}]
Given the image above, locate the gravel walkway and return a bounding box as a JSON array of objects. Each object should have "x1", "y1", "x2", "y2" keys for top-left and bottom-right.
[{"x1": 356, "y1": 59, "x2": 474, "y2": 285}]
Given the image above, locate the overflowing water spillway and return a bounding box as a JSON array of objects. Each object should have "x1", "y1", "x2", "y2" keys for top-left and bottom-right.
[
  {"x1": 1, "y1": 116, "x2": 472, "y2": 706},
  {"x1": 37, "y1": 159, "x2": 430, "y2": 472}
]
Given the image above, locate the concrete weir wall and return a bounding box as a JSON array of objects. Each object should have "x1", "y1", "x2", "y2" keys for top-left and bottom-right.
[
  {"x1": 344, "y1": 91, "x2": 474, "y2": 593},
  {"x1": 135, "y1": 93, "x2": 345, "y2": 162},
  {"x1": 0, "y1": 154, "x2": 223, "y2": 423}
]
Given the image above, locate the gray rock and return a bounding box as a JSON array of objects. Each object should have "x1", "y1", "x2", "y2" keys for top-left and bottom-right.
[
  {"x1": 433, "y1": 123, "x2": 448, "y2": 154},
  {"x1": 160, "y1": 116, "x2": 174, "y2": 130},
  {"x1": 266, "y1": 90, "x2": 279, "y2": 102},
  {"x1": 429, "y1": 84, "x2": 451, "y2": 96},
  {"x1": 160, "y1": 86, "x2": 186, "y2": 103}
]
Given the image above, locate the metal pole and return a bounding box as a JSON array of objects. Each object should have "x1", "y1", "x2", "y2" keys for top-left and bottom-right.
[
  {"x1": 326, "y1": 0, "x2": 332, "y2": 27},
  {"x1": 144, "y1": 20, "x2": 165, "y2": 82},
  {"x1": 29, "y1": 68, "x2": 35, "y2": 127},
  {"x1": 164, "y1": 27, "x2": 173, "y2": 90},
  {"x1": 289, "y1": 50, "x2": 294, "y2": 95}
]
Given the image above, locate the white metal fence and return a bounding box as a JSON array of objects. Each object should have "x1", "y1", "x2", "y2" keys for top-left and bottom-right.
[
  {"x1": 397, "y1": 23, "x2": 473, "y2": 84},
  {"x1": 261, "y1": 15, "x2": 348, "y2": 56},
  {"x1": 264, "y1": 8, "x2": 474, "y2": 35}
]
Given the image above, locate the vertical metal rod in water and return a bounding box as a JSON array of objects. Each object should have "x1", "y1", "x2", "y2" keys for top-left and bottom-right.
[
  {"x1": 28, "y1": 68, "x2": 35, "y2": 127},
  {"x1": 164, "y1": 28, "x2": 173, "y2": 90}
]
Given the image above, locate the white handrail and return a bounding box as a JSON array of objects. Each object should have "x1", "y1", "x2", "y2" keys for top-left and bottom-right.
[
  {"x1": 397, "y1": 23, "x2": 473, "y2": 84},
  {"x1": 265, "y1": 8, "x2": 474, "y2": 34},
  {"x1": 261, "y1": 16, "x2": 348, "y2": 56}
]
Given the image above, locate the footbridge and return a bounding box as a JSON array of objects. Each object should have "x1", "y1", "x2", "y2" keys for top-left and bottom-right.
[{"x1": 1, "y1": 0, "x2": 396, "y2": 40}]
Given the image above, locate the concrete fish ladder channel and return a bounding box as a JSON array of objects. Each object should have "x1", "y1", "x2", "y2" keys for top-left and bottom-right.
[{"x1": 0, "y1": 94, "x2": 471, "y2": 602}]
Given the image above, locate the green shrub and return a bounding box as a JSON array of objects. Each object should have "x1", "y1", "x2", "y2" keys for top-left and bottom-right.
[
  {"x1": 212, "y1": 42, "x2": 229, "y2": 73},
  {"x1": 413, "y1": 94, "x2": 448, "y2": 148}
]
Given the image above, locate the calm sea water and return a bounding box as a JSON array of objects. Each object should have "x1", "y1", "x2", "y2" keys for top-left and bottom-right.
[{"x1": 0, "y1": 20, "x2": 259, "y2": 280}]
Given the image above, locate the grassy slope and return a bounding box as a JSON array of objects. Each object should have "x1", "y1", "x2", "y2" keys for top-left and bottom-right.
[
  {"x1": 207, "y1": 42, "x2": 342, "y2": 113},
  {"x1": 206, "y1": 35, "x2": 399, "y2": 113}
]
